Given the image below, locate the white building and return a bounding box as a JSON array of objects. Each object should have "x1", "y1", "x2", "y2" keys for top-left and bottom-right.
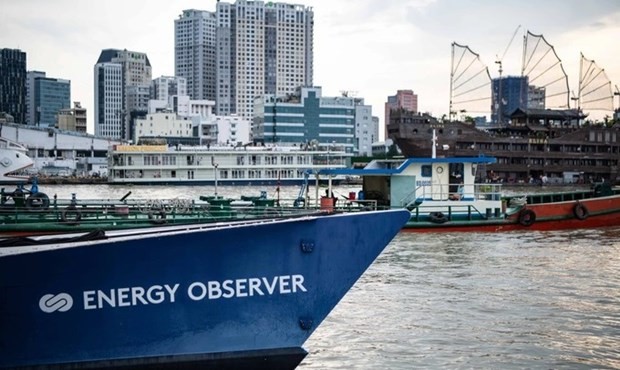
[
  {"x1": 93, "y1": 62, "x2": 123, "y2": 139},
  {"x1": 214, "y1": 115, "x2": 250, "y2": 145},
  {"x1": 175, "y1": 1, "x2": 313, "y2": 121},
  {"x1": 354, "y1": 100, "x2": 378, "y2": 157},
  {"x1": 134, "y1": 112, "x2": 195, "y2": 143}
]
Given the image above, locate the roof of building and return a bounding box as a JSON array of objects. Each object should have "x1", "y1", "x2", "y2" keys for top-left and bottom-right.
[{"x1": 96, "y1": 49, "x2": 151, "y2": 67}]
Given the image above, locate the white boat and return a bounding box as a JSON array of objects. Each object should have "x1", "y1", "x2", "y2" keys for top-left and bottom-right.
[
  {"x1": 107, "y1": 144, "x2": 350, "y2": 185},
  {"x1": 0, "y1": 137, "x2": 34, "y2": 183}
]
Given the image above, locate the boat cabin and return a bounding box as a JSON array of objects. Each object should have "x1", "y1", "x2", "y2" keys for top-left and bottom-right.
[{"x1": 319, "y1": 156, "x2": 503, "y2": 216}]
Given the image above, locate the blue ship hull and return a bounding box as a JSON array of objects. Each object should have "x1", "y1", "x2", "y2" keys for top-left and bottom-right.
[{"x1": 0, "y1": 210, "x2": 409, "y2": 369}]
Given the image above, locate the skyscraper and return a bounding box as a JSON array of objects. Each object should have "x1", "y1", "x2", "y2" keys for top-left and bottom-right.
[
  {"x1": 175, "y1": 1, "x2": 314, "y2": 120},
  {"x1": 94, "y1": 49, "x2": 152, "y2": 140},
  {"x1": 94, "y1": 62, "x2": 123, "y2": 138},
  {"x1": 174, "y1": 10, "x2": 216, "y2": 102},
  {"x1": 0, "y1": 49, "x2": 27, "y2": 124}
]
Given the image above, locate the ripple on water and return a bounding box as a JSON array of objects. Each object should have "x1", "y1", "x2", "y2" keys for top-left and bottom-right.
[{"x1": 301, "y1": 227, "x2": 620, "y2": 369}]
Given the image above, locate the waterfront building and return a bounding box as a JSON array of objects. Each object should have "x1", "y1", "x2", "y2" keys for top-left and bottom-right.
[
  {"x1": 0, "y1": 48, "x2": 27, "y2": 124},
  {"x1": 175, "y1": 1, "x2": 314, "y2": 120},
  {"x1": 32, "y1": 77, "x2": 71, "y2": 128},
  {"x1": 253, "y1": 86, "x2": 364, "y2": 153},
  {"x1": 385, "y1": 90, "x2": 418, "y2": 139},
  {"x1": 57, "y1": 102, "x2": 87, "y2": 133},
  {"x1": 26, "y1": 71, "x2": 45, "y2": 125},
  {"x1": 94, "y1": 49, "x2": 152, "y2": 140}
]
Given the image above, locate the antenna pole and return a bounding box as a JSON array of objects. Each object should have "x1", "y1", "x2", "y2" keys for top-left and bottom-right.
[
  {"x1": 432, "y1": 129, "x2": 437, "y2": 159},
  {"x1": 449, "y1": 43, "x2": 455, "y2": 122}
]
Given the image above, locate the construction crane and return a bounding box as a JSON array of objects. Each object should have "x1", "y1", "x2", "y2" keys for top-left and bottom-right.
[{"x1": 494, "y1": 25, "x2": 521, "y2": 124}]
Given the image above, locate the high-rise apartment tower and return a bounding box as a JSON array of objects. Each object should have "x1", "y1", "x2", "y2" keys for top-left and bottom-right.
[{"x1": 175, "y1": 1, "x2": 313, "y2": 120}]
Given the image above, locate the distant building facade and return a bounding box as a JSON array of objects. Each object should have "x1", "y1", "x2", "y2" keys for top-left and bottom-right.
[
  {"x1": 26, "y1": 71, "x2": 46, "y2": 125},
  {"x1": 94, "y1": 62, "x2": 123, "y2": 139},
  {"x1": 175, "y1": 10, "x2": 216, "y2": 102},
  {"x1": 33, "y1": 77, "x2": 71, "y2": 128},
  {"x1": 0, "y1": 48, "x2": 27, "y2": 124},
  {"x1": 175, "y1": 1, "x2": 314, "y2": 121},
  {"x1": 57, "y1": 102, "x2": 87, "y2": 132},
  {"x1": 385, "y1": 90, "x2": 418, "y2": 138},
  {"x1": 491, "y1": 76, "x2": 529, "y2": 124},
  {"x1": 94, "y1": 49, "x2": 152, "y2": 140},
  {"x1": 254, "y1": 86, "x2": 364, "y2": 153}
]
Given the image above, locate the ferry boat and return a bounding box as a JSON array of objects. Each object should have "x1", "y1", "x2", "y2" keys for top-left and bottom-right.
[
  {"x1": 108, "y1": 143, "x2": 349, "y2": 185},
  {"x1": 318, "y1": 149, "x2": 620, "y2": 232},
  {"x1": 0, "y1": 209, "x2": 410, "y2": 369}
]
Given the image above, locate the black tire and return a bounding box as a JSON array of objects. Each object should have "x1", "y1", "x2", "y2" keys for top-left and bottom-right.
[
  {"x1": 61, "y1": 206, "x2": 82, "y2": 225},
  {"x1": 26, "y1": 192, "x2": 50, "y2": 210},
  {"x1": 573, "y1": 203, "x2": 589, "y2": 220},
  {"x1": 148, "y1": 210, "x2": 167, "y2": 224},
  {"x1": 429, "y1": 211, "x2": 448, "y2": 224},
  {"x1": 518, "y1": 209, "x2": 536, "y2": 226}
]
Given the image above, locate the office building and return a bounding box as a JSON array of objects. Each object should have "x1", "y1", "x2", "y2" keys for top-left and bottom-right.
[
  {"x1": 0, "y1": 48, "x2": 27, "y2": 124},
  {"x1": 33, "y1": 77, "x2": 71, "y2": 127},
  {"x1": 254, "y1": 86, "x2": 364, "y2": 153},
  {"x1": 94, "y1": 49, "x2": 152, "y2": 140},
  {"x1": 26, "y1": 71, "x2": 46, "y2": 125}
]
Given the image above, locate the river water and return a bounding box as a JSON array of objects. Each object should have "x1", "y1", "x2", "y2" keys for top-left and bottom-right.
[{"x1": 33, "y1": 184, "x2": 620, "y2": 369}]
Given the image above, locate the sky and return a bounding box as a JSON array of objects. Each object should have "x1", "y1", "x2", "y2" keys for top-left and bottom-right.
[{"x1": 2, "y1": 0, "x2": 620, "y2": 139}]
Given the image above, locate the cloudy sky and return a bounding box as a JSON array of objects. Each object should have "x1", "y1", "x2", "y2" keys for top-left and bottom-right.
[{"x1": 2, "y1": 0, "x2": 619, "y2": 137}]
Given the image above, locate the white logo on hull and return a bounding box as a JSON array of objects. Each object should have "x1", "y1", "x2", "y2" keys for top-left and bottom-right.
[
  {"x1": 38, "y1": 274, "x2": 307, "y2": 313},
  {"x1": 39, "y1": 293, "x2": 74, "y2": 313}
]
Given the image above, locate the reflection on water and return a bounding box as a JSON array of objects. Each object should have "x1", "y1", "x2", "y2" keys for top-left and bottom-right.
[{"x1": 301, "y1": 228, "x2": 620, "y2": 369}]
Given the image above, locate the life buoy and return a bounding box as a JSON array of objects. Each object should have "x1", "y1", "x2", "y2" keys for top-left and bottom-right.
[
  {"x1": 573, "y1": 203, "x2": 589, "y2": 220},
  {"x1": 148, "y1": 210, "x2": 167, "y2": 224},
  {"x1": 518, "y1": 209, "x2": 536, "y2": 226},
  {"x1": 26, "y1": 192, "x2": 50, "y2": 210},
  {"x1": 61, "y1": 206, "x2": 82, "y2": 225},
  {"x1": 429, "y1": 211, "x2": 448, "y2": 224}
]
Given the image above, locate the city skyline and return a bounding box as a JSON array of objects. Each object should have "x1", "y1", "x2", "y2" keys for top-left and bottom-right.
[{"x1": 2, "y1": 0, "x2": 620, "y2": 138}]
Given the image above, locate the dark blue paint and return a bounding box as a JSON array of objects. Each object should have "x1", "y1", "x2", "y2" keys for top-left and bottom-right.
[{"x1": 0, "y1": 210, "x2": 409, "y2": 369}]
